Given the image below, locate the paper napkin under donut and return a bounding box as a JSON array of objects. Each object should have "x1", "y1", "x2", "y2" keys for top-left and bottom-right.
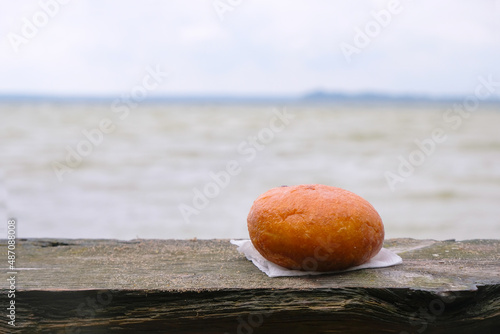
[{"x1": 230, "y1": 239, "x2": 402, "y2": 277}]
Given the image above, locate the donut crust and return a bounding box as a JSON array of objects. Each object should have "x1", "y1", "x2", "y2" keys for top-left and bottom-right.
[{"x1": 247, "y1": 184, "x2": 384, "y2": 271}]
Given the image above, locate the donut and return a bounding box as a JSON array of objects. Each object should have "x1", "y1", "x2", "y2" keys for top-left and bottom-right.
[{"x1": 247, "y1": 184, "x2": 384, "y2": 271}]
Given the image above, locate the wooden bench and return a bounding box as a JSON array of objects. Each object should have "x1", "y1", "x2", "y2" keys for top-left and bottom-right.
[{"x1": 3, "y1": 238, "x2": 500, "y2": 333}]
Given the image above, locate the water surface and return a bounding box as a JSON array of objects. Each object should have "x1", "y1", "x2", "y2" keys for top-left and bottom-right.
[{"x1": 1, "y1": 102, "x2": 499, "y2": 240}]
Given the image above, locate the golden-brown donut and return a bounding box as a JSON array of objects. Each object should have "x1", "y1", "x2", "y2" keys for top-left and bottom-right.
[{"x1": 247, "y1": 184, "x2": 384, "y2": 271}]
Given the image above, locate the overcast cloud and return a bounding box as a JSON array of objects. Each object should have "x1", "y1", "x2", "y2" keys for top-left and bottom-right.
[{"x1": 1, "y1": 0, "x2": 499, "y2": 97}]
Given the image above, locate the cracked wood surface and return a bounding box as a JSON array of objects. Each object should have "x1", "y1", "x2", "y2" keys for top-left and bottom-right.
[{"x1": 1, "y1": 238, "x2": 499, "y2": 333}]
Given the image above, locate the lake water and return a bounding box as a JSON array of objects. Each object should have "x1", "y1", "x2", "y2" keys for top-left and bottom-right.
[{"x1": 1, "y1": 102, "x2": 499, "y2": 241}]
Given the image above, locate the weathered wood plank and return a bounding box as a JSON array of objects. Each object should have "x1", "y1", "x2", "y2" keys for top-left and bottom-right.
[{"x1": 1, "y1": 238, "x2": 499, "y2": 333}]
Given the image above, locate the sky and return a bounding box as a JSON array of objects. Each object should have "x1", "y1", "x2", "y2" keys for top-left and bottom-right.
[{"x1": 1, "y1": 0, "x2": 500, "y2": 98}]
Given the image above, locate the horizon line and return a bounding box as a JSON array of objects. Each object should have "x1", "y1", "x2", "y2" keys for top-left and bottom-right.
[{"x1": 0, "y1": 91, "x2": 499, "y2": 104}]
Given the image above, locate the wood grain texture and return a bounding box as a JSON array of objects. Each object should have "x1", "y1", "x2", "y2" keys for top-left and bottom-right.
[{"x1": 1, "y1": 238, "x2": 499, "y2": 333}]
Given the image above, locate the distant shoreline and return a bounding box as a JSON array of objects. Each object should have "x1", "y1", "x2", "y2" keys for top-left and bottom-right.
[{"x1": 0, "y1": 92, "x2": 499, "y2": 105}]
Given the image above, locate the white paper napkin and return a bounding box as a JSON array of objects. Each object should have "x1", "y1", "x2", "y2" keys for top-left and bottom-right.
[{"x1": 230, "y1": 239, "x2": 402, "y2": 277}]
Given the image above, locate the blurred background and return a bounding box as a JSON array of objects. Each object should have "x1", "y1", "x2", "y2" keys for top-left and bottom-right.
[{"x1": 1, "y1": 0, "x2": 499, "y2": 240}]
